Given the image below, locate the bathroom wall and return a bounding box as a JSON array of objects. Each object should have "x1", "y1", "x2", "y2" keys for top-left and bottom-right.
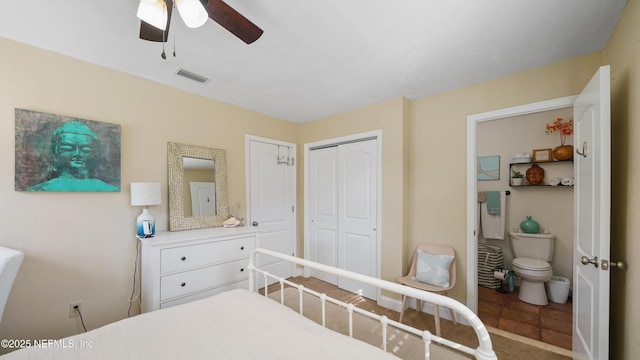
[{"x1": 476, "y1": 107, "x2": 574, "y2": 280}]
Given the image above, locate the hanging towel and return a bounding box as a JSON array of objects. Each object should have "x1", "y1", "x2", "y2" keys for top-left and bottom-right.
[
  {"x1": 481, "y1": 191, "x2": 506, "y2": 240},
  {"x1": 485, "y1": 191, "x2": 501, "y2": 215}
]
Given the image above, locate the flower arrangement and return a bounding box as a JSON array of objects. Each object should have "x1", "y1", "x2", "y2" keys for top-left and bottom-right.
[{"x1": 545, "y1": 117, "x2": 573, "y2": 146}]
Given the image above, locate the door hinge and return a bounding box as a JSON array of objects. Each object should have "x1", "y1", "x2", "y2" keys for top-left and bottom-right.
[{"x1": 292, "y1": 205, "x2": 295, "y2": 212}]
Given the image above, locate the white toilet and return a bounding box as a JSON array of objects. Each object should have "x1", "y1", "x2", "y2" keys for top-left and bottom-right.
[{"x1": 508, "y1": 232, "x2": 554, "y2": 305}]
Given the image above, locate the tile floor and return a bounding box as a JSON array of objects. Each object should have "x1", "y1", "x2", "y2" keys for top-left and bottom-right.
[{"x1": 477, "y1": 284, "x2": 573, "y2": 350}]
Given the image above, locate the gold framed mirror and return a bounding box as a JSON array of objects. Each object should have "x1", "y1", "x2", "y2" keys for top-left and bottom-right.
[{"x1": 168, "y1": 142, "x2": 229, "y2": 231}]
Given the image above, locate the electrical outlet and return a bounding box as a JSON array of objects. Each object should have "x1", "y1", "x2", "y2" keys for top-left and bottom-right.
[
  {"x1": 235, "y1": 201, "x2": 242, "y2": 211},
  {"x1": 69, "y1": 302, "x2": 82, "y2": 318}
]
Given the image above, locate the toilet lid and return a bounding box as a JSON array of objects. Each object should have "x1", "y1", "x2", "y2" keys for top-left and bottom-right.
[{"x1": 513, "y1": 257, "x2": 552, "y2": 271}]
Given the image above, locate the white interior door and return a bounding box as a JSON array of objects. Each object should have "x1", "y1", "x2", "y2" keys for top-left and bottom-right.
[
  {"x1": 190, "y1": 182, "x2": 215, "y2": 216},
  {"x1": 572, "y1": 65, "x2": 611, "y2": 360},
  {"x1": 308, "y1": 147, "x2": 339, "y2": 284},
  {"x1": 247, "y1": 137, "x2": 296, "y2": 286},
  {"x1": 337, "y1": 140, "x2": 378, "y2": 299}
]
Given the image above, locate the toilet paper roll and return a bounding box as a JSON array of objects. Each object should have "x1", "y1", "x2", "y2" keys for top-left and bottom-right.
[{"x1": 494, "y1": 271, "x2": 506, "y2": 280}]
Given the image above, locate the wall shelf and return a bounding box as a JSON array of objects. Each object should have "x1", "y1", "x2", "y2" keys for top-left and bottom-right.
[{"x1": 509, "y1": 160, "x2": 573, "y2": 187}]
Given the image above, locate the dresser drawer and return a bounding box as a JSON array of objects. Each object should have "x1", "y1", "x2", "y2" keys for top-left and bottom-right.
[
  {"x1": 160, "y1": 280, "x2": 248, "y2": 310},
  {"x1": 160, "y1": 236, "x2": 255, "y2": 274},
  {"x1": 160, "y1": 258, "x2": 249, "y2": 301}
]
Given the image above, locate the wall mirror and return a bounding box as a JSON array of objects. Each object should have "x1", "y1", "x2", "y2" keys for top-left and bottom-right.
[{"x1": 168, "y1": 142, "x2": 229, "y2": 231}]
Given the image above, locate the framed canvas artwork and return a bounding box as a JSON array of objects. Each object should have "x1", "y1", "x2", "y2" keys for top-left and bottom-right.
[{"x1": 15, "y1": 109, "x2": 121, "y2": 192}]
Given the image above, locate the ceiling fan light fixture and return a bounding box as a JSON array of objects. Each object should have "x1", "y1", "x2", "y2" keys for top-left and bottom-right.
[
  {"x1": 137, "y1": 0, "x2": 168, "y2": 31},
  {"x1": 175, "y1": 0, "x2": 208, "y2": 28}
]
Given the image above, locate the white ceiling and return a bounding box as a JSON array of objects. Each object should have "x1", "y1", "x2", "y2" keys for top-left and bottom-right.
[{"x1": 0, "y1": 0, "x2": 627, "y2": 123}]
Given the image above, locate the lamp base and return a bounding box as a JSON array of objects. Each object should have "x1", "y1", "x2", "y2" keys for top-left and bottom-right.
[{"x1": 136, "y1": 208, "x2": 156, "y2": 238}]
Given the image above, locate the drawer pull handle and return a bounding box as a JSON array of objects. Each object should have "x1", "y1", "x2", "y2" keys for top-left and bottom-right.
[
  {"x1": 240, "y1": 268, "x2": 244, "y2": 272},
  {"x1": 181, "y1": 256, "x2": 186, "y2": 261},
  {"x1": 181, "y1": 282, "x2": 186, "y2": 287},
  {"x1": 240, "y1": 246, "x2": 245, "y2": 250}
]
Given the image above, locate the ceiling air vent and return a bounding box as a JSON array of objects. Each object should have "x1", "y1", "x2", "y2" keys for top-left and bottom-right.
[{"x1": 175, "y1": 68, "x2": 210, "y2": 84}]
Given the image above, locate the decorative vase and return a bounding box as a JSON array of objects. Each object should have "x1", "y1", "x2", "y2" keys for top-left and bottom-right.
[
  {"x1": 553, "y1": 145, "x2": 574, "y2": 161},
  {"x1": 526, "y1": 164, "x2": 545, "y2": 185},
  {"x1": 520, "y1": 216, "x2": 540, "y2": 234},
  {"x1": 511, "y1": 177, "x2": 524, "y2": 186}
]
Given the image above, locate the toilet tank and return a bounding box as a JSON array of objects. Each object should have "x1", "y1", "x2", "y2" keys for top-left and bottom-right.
[{"x1": 508, "y1": 232, "x2": 554, "y2": 261}]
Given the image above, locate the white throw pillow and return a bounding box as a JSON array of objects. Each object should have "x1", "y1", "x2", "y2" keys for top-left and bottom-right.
[{"x1": 413, "y1": 250, "x2": 454, "y2": 287}]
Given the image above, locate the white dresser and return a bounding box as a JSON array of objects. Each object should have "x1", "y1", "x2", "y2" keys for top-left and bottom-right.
[{"x1": 140, "y1": 226, "x2": 259, "y2": 312}]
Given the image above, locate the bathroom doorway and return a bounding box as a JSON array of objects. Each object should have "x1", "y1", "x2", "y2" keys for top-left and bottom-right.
[
  {"x1": 466, "y1": 96, "x2": 576, "y2": 351},
  {"x1": 468, "y1": 66, "x2": 613, "y2": 359}
]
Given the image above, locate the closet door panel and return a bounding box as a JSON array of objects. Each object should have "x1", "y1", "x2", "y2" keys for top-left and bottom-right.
[
  {"x1": 337, "y1": 140, "x2": 377, "y2": 299},
  {"x1": 308, "y1": 147, "x2": 339, "y2": 284}
]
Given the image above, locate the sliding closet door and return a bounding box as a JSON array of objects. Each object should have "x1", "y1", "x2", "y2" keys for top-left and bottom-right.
[
  {"x1": 307, "y1": 138, "x2": 378, "y2": 299},
  {"x1": 308, "y1": 146, "x2": 339, "y2": 284},
  {"x1": 337, "y1": 140, "x2": 378, "y2": 299}
]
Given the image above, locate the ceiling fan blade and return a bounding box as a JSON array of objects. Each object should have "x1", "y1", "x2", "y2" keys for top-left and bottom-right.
[
  {"x1": 203, "y1": 0, "x2": 263, "y2": 44},
  {"x1": 139, "y1": 0, "x2": 174, "y2": 42}
]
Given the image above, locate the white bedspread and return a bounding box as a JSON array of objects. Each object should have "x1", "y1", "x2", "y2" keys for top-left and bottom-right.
[{"x1": 2, "y1": 289, "x2": 399, "y2": 359}]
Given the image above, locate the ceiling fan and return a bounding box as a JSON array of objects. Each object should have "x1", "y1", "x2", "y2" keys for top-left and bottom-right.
[{"x1": 137, "y1": 0, "x2": 263, "y2": 45}]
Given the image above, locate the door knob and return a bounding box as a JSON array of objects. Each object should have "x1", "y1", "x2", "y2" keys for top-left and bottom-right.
[
  {"x1": 252, "y1": 221, "x2": 259, "y2": 227},
  {"x1": 580, "y1": 255, "x2": 599, "y2": 268},
  {"x1": 602, "y1": 259, "x2": 626, "y2": 270}
]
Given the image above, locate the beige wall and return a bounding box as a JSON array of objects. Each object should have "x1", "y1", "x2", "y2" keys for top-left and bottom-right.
[
  {"x1": 602, "y1": 0, "x2": 640, "y2": 358},
  {"x1": 0, "y1": 37, "x2": 298, "y2": 349}
]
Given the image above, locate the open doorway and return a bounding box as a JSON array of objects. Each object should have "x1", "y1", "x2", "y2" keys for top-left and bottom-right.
[{"x1": 466, "y1": 97, "x2": 576, "y2": 351}]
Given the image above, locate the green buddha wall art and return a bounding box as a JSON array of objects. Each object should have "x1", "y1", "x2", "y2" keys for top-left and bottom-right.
[{"x1": 15, "y1": 109, "x2": 121, "y2": 192}]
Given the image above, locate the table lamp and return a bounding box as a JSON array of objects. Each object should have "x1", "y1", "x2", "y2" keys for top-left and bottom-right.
[{"x1": 131, "y1": 182, "x2": 161, "y2": 238}]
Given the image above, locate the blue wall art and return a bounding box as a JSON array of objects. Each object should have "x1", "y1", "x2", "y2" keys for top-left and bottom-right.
[
  {"x1": 477, "y1": 155, "x2": 500, "y2": 181},
  {"x1": 15, "y1": 109, "x2": 121, "y2": 192}
]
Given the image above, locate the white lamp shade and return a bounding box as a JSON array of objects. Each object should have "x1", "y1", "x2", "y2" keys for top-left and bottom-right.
[
  {"x1": 176, "y1": 0, "x2": 208, "y2": 28},
  {"x1": 131, "y1": 183, "x2": 162, "y2": 207},
  {"x1": 137, "y1": 0, "x2": 168, "y2": 31}
]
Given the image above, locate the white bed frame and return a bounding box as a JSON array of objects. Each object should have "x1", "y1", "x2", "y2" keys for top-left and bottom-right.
[{"x1": 248, "y1": 248, "x2": 497, "y2": 360}]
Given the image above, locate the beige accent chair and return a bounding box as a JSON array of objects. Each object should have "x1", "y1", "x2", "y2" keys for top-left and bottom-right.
[
  {"x1": 0, "y1": 247, "x2": 24, "y2": 323},
  {"x1": 398, "y1": 243, "x2": 457, "y2": 336}
]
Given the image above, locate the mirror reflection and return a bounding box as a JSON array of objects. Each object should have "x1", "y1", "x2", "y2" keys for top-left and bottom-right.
[
  {"x1": 168, "y1": 142, "x2": 229, "y2": 231},
  {"x1": 182, "y1": 157, "x2": 216, "y2": 217}
]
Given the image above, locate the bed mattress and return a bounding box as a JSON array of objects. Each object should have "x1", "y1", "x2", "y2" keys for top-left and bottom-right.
[{"x1": 2, "y1": 289, "x2": 399, "y2": 359}]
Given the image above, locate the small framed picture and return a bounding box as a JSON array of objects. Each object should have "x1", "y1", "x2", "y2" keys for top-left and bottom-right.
[
  {"x1": 477, "y1": 155, "x2": 500, "y2": 180},
  {"x1": 532, "y1": 148, "x2": 552, "y2": 162}
]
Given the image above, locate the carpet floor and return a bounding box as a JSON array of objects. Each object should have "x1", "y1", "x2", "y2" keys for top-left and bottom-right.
[{"x1": 265, "y1": 276, "x2": 571, "y2": 360}]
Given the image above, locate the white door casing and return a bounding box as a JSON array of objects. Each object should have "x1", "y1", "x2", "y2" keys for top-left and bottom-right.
[
  {"x1": 466, "y1": 96, "x2": 577, "y2": 313},
  {"x1": 572, "y1": 65, "x2": 611, "y2": 360},
  {"x1": 246, "y1": 136, "x2": 296, "y2": 286}
]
